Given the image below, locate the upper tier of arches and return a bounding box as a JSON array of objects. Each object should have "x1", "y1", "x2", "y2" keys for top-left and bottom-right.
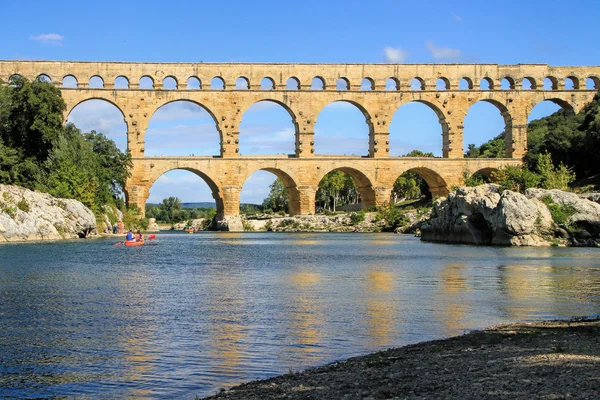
[{"x1": 2, "y1": 61, "x2": 599, "y2": 92}]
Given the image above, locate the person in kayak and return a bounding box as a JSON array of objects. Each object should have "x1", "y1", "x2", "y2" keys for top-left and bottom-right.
[
  {"x1": 126, "y1": 230, "x2": 134, "y2": 241},
  {"x1": 135, "y1": 230, "x2": 142, "y2": 241}
]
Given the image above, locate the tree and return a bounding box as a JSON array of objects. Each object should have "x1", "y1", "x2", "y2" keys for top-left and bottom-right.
[
  {"x1": 316, "y1": 170, "x2": 349, "y2": 211},
  {"x1": 262, "y1": 178, "x2": 289, "y2": 212},
  {"x1": 158, "y1": 197, "x2": 183, "y2": 222}
]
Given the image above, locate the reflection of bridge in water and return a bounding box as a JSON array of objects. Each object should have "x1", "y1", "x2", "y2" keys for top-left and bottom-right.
[{"x1": 2, "y1": 61, "x2": 598, "y2": 220}]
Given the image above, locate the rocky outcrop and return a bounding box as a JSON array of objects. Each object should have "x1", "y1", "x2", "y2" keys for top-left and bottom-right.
[
  {"x1": 147, "y1": 218, "x2": 160, "y2": 232},
  {"x1": 0, "y1": 185, "x2": 96, "y2": 242},
  {"x1": 244, "y1": 212, "x2": 385, "y2": 232},
  {"x1": 212, "y1": 215, "x2": 244, "y2": 232},
  {"x1": 421, "y1": 184, "x2": 600, "y2": 246}
]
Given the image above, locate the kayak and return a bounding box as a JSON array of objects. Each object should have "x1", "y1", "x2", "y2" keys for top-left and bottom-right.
[{"x1": 125, "y1": 239, "x2": 144, "y2": 247}]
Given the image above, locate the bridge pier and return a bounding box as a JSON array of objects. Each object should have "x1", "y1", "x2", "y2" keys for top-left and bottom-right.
[{"x1": 125, "y1": 184, "x2": 150, "y2": 215}]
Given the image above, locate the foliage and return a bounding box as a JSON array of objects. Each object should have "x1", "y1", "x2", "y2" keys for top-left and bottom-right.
[
  {"x1": 242, "y1": 220, "x2": 255, "y2": 231},
  {"x1": 261, "y1": 178, "x2": 288, "y2": 212},
  {"x1": 145, "y1": 201, "x2": 216, "y2": 224},
  {"x1": 375, "y1": 203, "x2": 408, "y2": 231},
  {"x1": 349, "y1": 211, "x2": 365, "y2": 225},
  {"x1": 122, "y1": 205, "x2": 149, "y2": 231},
  {"x1": 316, "y1": 170, "x2": 359, "y2": 212},
  {"x1": 462, "y1": 170, "x2": 487, "y2": 187},
  {"x1": 16, "y1": 197, "x2": 30, "y2": 212},
  {"x1": 536, "y1": 152, "x2": 576, "y2": 190},
  {"x1": 540, "y1": 195, "x2": 577, "y2": 226},
  {"x1": 465, "y1": 133, "x2": 505, "y2": 158},
  {"x1": 491, "y1": 165, "x2": 541, "y2": 193}
]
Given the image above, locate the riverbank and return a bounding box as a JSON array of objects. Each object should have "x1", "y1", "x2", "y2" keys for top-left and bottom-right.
[{"x1": 202, "y1": 317, "x2": 600, "y2": 399}]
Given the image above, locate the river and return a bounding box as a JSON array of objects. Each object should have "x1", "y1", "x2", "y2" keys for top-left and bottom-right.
[{"x1": 1, "y1": 233, "x2": 599, "y2": 399}]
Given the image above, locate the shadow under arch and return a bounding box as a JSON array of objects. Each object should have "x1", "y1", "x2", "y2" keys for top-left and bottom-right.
[
  {"x1": 143, "y1": 166, "x2": 224, "y2": 219},
  {"x1": 532, "y1": 97, "x2": 575, "y2": 114},
  {"x1": 469, "y1": 167, "x2": 497, "y2": 182},
  {"x1": 148, "y1": 99, "x2": 222, "y2": 154},
  {"x1": 315, "y1": 166, "x2": 376, "y2": 210},
  {"x1": 398, "y1": 166, "x2": 449, "y2": 198},
  {"x1": 242, "y1": 166, "x2": 302, "y2": 215}
]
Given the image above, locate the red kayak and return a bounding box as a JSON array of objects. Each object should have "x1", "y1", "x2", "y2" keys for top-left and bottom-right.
[{"x1": 125, "y1": 239, "x2": 144, "y2": 247}]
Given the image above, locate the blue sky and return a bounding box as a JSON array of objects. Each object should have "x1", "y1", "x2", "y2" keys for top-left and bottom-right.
[{"x1": 4, "y1": 0, "x2": 600, "y2": 205}]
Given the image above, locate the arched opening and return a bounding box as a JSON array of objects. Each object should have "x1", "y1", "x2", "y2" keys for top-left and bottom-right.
[
  {"x1": 468, "y1": 168, "x2": 496, "y2": 184},
  {"x1": 162, "y1": 76, "x2": 177, "y2": 90},
  {"x1": 385, "y1": 77, "x2": 399, "y2": 90},
  {"x1": 463, "y1": 101, "x2": 508, "y2": 158},
  {"x1": 336, "y1": 77, "x2": 349, "y2": 90},
  {"x1": 139, "y1": 76, "x2": 154, "y2": 89},
  {"x1": 210, "y1": 77, "x2": 225, "y2": 90},
  {"x1": 410, "y1": 78, "x2": 425, "y2": 91},
  {"x1": 528, "y1": 99, "x2": 574, "y2": 123},
  {"x1": 235, "y1": 77, "x2": 249, "y2": 90},
  {"x1": 187, "y1": 77, "x2": 201, "y2": 89},
  {"x1": 459, "y1": 77, "x2": 473, "y2": 90},
  {"x1": 314, "y1": 101, "x2": 370, "y2": 156},
  {"x1": 361, "y1": 78, "x2": 374, "y2": 91},
  {"x1": 89, "y1": 75, "x2": 104, "y2": 89},
  {"x1": 521, "y1": 77, "x2": 536, "y2": 90},
  {"x1": 390, "y1": 167, "x2": 447, "y2": 202},
  {"x1": 146, "y1": 169, "x2": 220, "y2": 227},
  {"x1": 564, "y1": 76, "x2": 579, "y2": 90},
  {"x1": 436, "y1": 78, "x2": 449, "y2": 90},
  {"x1": 311, "y1": 77, "x2": 325, "y2": 90},
  {"x1": 62, "y1": 75, "x2": 78, "y2": 88},
  {"x1": 66, "y1": 99, "x2": 127, "y2": 152},
  {"x1": 260, "y1": 77, "x2": 275, "y2": 90},
  {"x1": 315, "y1": 168, "x2": 374, "y2": 212},
  {"x1": 480, "y1": 78, "x2": 493, "y2": 90},
  {"x1": 239, "y1": 101, "x2": 296, "y2": 156},
  {"x1": 586, "y1": 76, "x2": 600, "y2": 90},
  {"x1": 114, "y1": 76, "x2": 129, "y2": 89},
  {"x1": 8, "y1": 74, "x2": 22, "y2": 86},
  {"x1": 240, "y1": 169, "x2": 300, "y2": 215},
  {"x1": 145, "y1": 100, "x2": 220, "y2": 156},
  {"x1": 500, "y1": 77, "x2": 515, "y2": 90},
  {"x1": 37, "y1": 74, "x2": 52, "y2": 83},
  {"x1": 543, "y1": 77, "x2": 558, "y2": 90},
  {"x1": 389, "y1": 101, "x2": 444, "y2": 157},
  {"x1": 286, "y1": 77, "x2": 300, "y2": 90}
]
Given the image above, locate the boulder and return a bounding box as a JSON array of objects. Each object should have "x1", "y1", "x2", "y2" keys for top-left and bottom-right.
[
  {"x1": 0, "y1": 184, "x2": 96, "y2": 242},
  {"x1": 147, "y1": 218, "x2": 160, "y2": 232},
  {"x1": 212, "y1": 215, "x2": 244, "y2": 232}
]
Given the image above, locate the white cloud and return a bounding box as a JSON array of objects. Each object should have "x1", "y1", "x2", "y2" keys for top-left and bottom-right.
[
  {"x1": 30, "y1": 33, "x2": 64, "y2": 45},
  {"x1": 453, "y1": 14, "x2": 462, "y2": 23},
  {"x1": 425, "y1": 41, "x2": 462, "y2": 61},
  {"x1": 384, "y1": 47, "x2": 409, "y2": 63}
]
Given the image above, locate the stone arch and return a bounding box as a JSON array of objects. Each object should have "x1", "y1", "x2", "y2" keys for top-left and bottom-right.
[
  {"x1": 336, "y1": 77, "x2": 350, "y2": 90},
  {"x1": 386, "y1": 77, "x2": 400, "y2": 90},
  {"x1": 464, "y1": 99, "x2": 512, "y2": 157},
  {"x1": 436, "y1": 77, "x2": 450, "y2": 90},
  {"x1": 544, "y1": 76, "x2": 558, "y2": 90},
  {"x1": 564, "y1": 76, "x2": 580, "y2": 90},
  {"x1": 186, "y1": 76, "x2": 201, "y2": 89},
  {"x1": 241, "y1": 167, "x2": 302, "y2": 215},
  {"x1": 36, "y1": 73, "x2": 52, "y2": 83},
  {"x1": 162, "y1": 76, "x2": 178, "y2": 89},
  {"x1": 521, "y1": 77, "x2": 536, "y2": 90},
  {"x1": 411, "y1": 77, "x2": 425, "y2": 90},
  {"x1": 397, "y1": 166, "x2": 449, "y2": 198},
  {"x1": 286, "y1": 76, "x2": 300, "y2": 90},
  {"x1": 114, "y1": 75, "x2": 129, "y2": 89},
  {"x1": 470, "y1": 167, "x2": 498, "y2": 182},
  {"x1": 501, "y1": 76, "x2": 515, "y2": 90},
  {"x1": 260, "y1": 77, "x2": 275, "y2": 90},
  {"x1": 314, "y1": 100, "x2": 373, "y2": 156},
  {"x1": 315, "y1": 166, "x2": 377, "y2": 210},
  {"x1": 146, "y1": 167, "x2": 224, "y2": 218},
  {"x1": 311, "y1": 76, "x2": 325, "y2": 90},
  {"x1": 235, "y1": 76, "x2": 249, "y2": 90},
  {"x1": 62, "y1": 74, "x2": 78, "y2": 88},
  {"x1": 389, "y1": 99, "x2": 448, "y2": 157},
  {"x1": 528, "y1": 98, "x2": 575, "y2": 123},
  {"x1": 147, "y1": 99, "x2": 222, "y2": 155},
  {"x1": 480, "y1": 77, "x2": 494, "y2": 90},
  {"x1": 65, "y1": 97, "x2": 126, "y2": 121},
  {"x1": 459, "y1": 77, "x2": 473, "y2": 90},
  {"x1": 238, "y1": 99, "x2": 298, "y2": 155},
  {"x1": 89, "y1": 75, "x2": 104, "y2": 88},
  {"x1": 586, "y1": 76, "x2": 600, "y2": 90},
  {"x1": 8, "y1": 74, "x2": 23, "y2": 84},
  {"x1": 140, "y1": 75, "x2": 154, "y2": 89},
  {"x1": 210, "y1": 76, "x2": 225, "y2": 90},
  {"x1": 361, "y1": 77, "x2": 374, "y2": 90}
]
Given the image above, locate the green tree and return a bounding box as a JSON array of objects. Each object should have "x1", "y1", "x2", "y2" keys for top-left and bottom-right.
[
  {"x1": 261, "y1": 178, "x2": 289, "y2": 212},
  {"x1": 158, "y1": 197, "x2": 183, "y2": 222}
]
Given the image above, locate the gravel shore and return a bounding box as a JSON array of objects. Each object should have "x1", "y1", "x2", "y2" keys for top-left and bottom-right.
[{"x1": 202, "y1": 318, "x2": 600, "y2": 400}]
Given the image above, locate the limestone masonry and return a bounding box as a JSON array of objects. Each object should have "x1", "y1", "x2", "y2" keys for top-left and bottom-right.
[{"x1": 2, "y1": 61, "x2": 598, "y2": 218}]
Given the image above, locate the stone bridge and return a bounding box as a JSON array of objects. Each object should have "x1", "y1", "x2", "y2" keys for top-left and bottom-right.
[{"x1": 1, "y1": 61, "x2": 599, "y2": 219}]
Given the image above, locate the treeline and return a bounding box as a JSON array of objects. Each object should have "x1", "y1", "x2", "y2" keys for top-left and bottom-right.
[
  {"x1": 146, "y1": 196, "x2": 216, "y2": 223},
  {"x1": 467, "y1": 92, "x2": 600, "y2": 183},
  {"x1": 0, "y1": 76, "x2": 132, "y2": 214}
]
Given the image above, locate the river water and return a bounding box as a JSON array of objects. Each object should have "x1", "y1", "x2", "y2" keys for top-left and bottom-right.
[{"x1": 1, "y1": 233, "x2": 599, "y2": 399}]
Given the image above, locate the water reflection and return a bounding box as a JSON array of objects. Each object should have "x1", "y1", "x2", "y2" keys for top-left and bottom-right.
[
  {"x1": 365, "y1": 270, "x2": 398, "y2": 347},
  {"x1": 437, "y1": 264, "x2": 471, "y2": 336},
  {"x1": 287, "y1": 271, "x2": 323, "y2": 363}
]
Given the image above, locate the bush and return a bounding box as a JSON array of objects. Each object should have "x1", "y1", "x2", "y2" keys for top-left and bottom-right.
[
  {"x1": 16, "y1": 198, "x2": 30, "y2": 212},
  {"x1": 350, "y1": 211, "x2": 365, "y2": 225},
  {"x1": 242, "y1": 220, "x2": 255, "y2": 231},
  {"x1": 540, "y1": 195, "x2": 577, "y2": 226},
  {"x1": 491, "y1": 165, "x2": 541, "y2": 193},
  {"x1": 463, "y1": 169, "x2": 487, "y2": 187},
  {"x1": 375, "y1": 204, "x2": 408, "y2": 231},
  {"x1": 536, "y1": 152, "x2": 576, "y2": 190}
]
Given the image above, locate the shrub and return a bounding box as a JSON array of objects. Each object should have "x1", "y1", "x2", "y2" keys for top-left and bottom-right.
[
  {"x1": 462, "y1": 169, "x2": 487, "y2": 187},
  {"x1": 375, "y1": 204, "x2": 408, "y2": 230},
  {"x1": 350, "y1": 211, "x2": 365, "y2": 225},
  {"x1": 264, "y1": 220, "x2": 273, "y2": 231},
  {"x1": 242, "y1": 220, "x2": 255, "y2": 231},
  {"x1": 536, "y1": 152, "x2": 576, "y2": 191},
  {"x1": 540, "y1": 195, "x2": 577, "y2": 226},
  {"x1": 17, "y1": 198, "x2": 30, "y2": 212},
  {"x1": 491, "y1": 165, "x2": 541, "y2": 193}
]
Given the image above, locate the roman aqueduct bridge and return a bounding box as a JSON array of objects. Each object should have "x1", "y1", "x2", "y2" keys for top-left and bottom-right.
[{"x1": 1, "y1": 61, "x2": 599, "y2": 219}]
